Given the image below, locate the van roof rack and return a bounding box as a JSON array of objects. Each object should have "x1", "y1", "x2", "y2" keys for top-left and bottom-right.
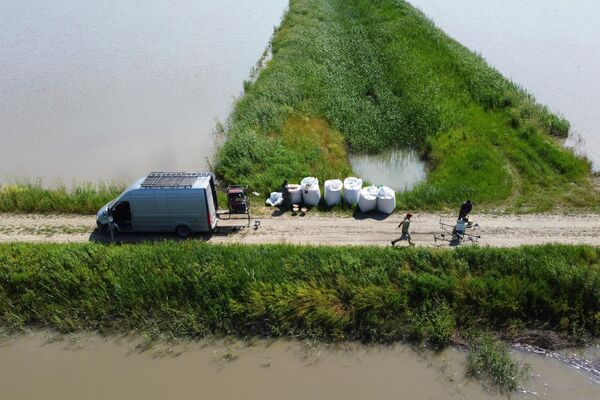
[{"x1": 140, "y1": 172, "x2": 212, "y2": 189}]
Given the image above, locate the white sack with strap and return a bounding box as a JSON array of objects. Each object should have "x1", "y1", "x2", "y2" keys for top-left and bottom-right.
[
  {"x1": 288, "y1": 184, "x2": 302, "y2": 204},
  {"x1": 377, "y1": 186, "x2": 396, "y2": 214},
  {"x1": 301, "y1": 177, "x2": 321, "y2": 206},
  {"x1": 358, "y1": 185, "x2": 379, "y2": 212},
  {"x1": 324, "y1": 179, "x2": 343, "y2": 206},
  {"x1": 343, "y1": 177, "x2": 363, "y2": 205}
]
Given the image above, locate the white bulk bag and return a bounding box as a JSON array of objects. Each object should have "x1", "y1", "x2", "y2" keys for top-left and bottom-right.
[
  {"x1": 377, "y1": 186, "x2": 396, "y2": 214},
  {"x1": 324, "y1": 179, "x2": 343, "y2": 206},
  {"x1": 288, "y1": 184, "x2": 302, "y2": 204},
  {"x1": 358, "y1": 185, "x2": 379, "y2": 212},
  {"x1": 343, "y1": 177, "x2": 363, "y2": 205},
  {"x1": 301, "y1": 177, "x2": 321, "y2": 206},
  {"x1": 265, "y1": 192, "x2": 283, "y2": 207}
]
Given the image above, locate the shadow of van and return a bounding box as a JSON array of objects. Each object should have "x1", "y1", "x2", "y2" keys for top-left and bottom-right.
[{"x1": 88, "y1": 225, "x2": 246, "y2": 244}]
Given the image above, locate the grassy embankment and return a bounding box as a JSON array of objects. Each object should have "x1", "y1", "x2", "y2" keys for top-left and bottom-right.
[
  {"x1": 215, "y1": 0, "x2": 598, "y2": 213},
  {"x1": 1, "y1": 243, "x2": 598, "y2": 342},
  {"x1": 0, "y1": 181, "x2": 122, "y2": 214}
]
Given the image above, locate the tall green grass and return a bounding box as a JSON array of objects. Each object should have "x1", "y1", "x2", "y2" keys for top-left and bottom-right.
[
  {"x1": 1, "y1": 243, "x2": 598, "y2": 343},
  {"x1": 0, "y1": 181, "x2": 123, "y2": 214},
  {"x1": 467, "y1": 333, "x2": 530, "y2": 392},
  {"x1": 215, "y1": 0, "x2": 597, "y2": 211}
]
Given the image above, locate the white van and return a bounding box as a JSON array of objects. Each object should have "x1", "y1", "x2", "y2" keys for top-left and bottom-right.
[{"x1": 96, "y1": 172, "x2": 218, "y2": 237}]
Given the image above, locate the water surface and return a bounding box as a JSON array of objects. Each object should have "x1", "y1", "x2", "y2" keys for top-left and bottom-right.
[
  {"x1": 409, "y1": 0, "x2": 600, "y2": 171},
  {"x1": 0, "y1": 0, "x2": 287, "y2": 184},
  {"x1": 350, "y1": 149, "x2": 427, "y2": 192},
  {"x1": 0, "y1": 333, "x2": 598, "y2": 399}
]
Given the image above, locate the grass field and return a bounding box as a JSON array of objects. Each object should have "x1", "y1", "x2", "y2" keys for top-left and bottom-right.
[
  {"x1": 1, "y1": 242, "x2": 598, "y2": 344},
  {"x1": 0, "y1": 181, "x2": 122, "y2": 214},
  {"x1": 215, "y1": 0, "x2": 598, "y2": 212}
]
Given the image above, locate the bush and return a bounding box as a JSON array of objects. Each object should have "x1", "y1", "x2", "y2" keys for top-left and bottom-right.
[
  {"x1": 408, "y1": 298, "x2": 456, "y2": 349},
  {"x1": 467, "y1": 333, "x2": 530, "y2": 392}
]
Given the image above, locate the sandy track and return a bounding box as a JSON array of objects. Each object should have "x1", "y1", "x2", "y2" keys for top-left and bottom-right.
[{"x1": 1, "y1": 212, "x2": 600, "y2": 247}]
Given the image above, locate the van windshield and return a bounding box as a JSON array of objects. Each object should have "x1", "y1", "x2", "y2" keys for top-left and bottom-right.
[{"x1": 107, "y1": 187, "x2": 130, "y2": 210}]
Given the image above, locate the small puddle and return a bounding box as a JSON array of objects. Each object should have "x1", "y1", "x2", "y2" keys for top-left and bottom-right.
[{"x1": 350, "y1": 149, "x2": 427, "y2": 192}]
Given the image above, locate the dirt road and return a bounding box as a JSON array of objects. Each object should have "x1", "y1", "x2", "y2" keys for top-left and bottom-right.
[{"x1": 1, "y1": 212, "x2": 599, "y2": 247}]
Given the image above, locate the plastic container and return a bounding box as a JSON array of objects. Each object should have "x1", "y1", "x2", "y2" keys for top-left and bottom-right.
[
  {"x1": 301, "y1": 177, "x2": 321, "y2": 206},
  {"x1": 358, "y1": 185, "x2": 379, "y2": 212},
  {"x1": 288, "y1": 184, "x2": 302, "y2": 204},
  {"x1": 343, "y1": 177, "x2": 363, "y2": 206},
  {"x1": 377, "y1": 186, "x2": 396, "y2": 214},
  {"x1": 324, "y1": 179, "x2": 343, "y2": 206}
]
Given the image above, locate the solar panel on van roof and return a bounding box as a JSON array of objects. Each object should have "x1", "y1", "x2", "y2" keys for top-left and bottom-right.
[{"x1": 140, "y1": 172, "x2": 211, "y2": 189}]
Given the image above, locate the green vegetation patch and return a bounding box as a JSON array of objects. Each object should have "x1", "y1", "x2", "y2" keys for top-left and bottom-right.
[
  {"x1": 1, "y1": 243, "x2": 599, "y2": 344},
  {"x1": 215, "y1": 0, "x2": 597, "y2": 211},
  {"x1": 0, "y1": 181, "x2": 123, "y2": 214},
  {"x1": 467, "y1": 333, "x2": 530, "y2": 392}
]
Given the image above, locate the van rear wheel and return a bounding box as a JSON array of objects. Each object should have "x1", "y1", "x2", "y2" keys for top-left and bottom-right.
[{"x1": 175, "y1": 225, "x2": 192, "y2": 238}]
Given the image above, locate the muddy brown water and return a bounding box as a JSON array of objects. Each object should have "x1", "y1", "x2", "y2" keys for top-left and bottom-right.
[
  {"x1": 409, "y1": 0, "x2": 600, "y2": 171},
  {"x1": 0, "y1": 333, "x2": 599, "y2": 399},
  {"x1": 0, "y1": 0, "x2": 287, "y2": 185}
]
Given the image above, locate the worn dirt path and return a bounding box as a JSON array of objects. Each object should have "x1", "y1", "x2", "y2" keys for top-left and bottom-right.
[{"x1": 1, "y1": 212, "x2": 599, "y2": 247}]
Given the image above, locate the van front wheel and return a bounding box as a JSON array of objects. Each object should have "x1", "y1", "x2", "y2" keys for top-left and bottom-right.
[{"x1": 175, "y1": 225, "x2": 192, "y2": 238}]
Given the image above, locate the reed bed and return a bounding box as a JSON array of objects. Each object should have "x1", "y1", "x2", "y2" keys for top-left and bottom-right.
[
  {"x1": 0, "y1": 181, "x2": 123, "y2": 214},
  {"x1": 1, "y1": 242, "x2": 598, "y2": 343}
]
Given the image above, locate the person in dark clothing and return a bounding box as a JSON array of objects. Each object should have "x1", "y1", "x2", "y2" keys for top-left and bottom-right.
[
  {"x1": 458, "y1": 200, "x2": 473, "y2": 222},
  {"x1": 281, "y1": 180, "x2": 291, "y2": 210}
]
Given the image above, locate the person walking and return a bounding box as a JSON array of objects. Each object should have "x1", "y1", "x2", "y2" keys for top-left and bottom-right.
[{"x1": 392, "y1": 213, "x2": 415, "y2": 246}]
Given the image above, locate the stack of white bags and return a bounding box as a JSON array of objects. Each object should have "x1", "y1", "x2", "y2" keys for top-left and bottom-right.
[
  {"x1": 281, "y1": 176, "x2": 395, "y2": 214},
  {"x1": 357, "y1": 185, "x2": 396, "y2": 214}
]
